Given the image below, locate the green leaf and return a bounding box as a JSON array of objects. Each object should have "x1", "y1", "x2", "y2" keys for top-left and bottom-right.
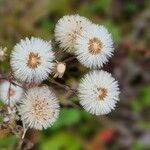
[
  {"x1": 132, "y1": 141, "x2": 144, "y2": 150},
  {"x1": 138, "y1": 121, "x2": 150, "y2": 129},
  {"x1": 124, "y1": 2, "x2": 138, "y2": 13},
  {"x1": 40, "y1": 132, "x2": 82, "y2": 150},
  {"x1": 51, "y1": 108, "x2": 82, "y2": 130},
  {"x1": 0, "y1": 135, "x2": 17, "y2": 148},
  {"x1": 131, "y1": 86, "x2": 150, "y2": 111},
  {"x1": 40, "y1": 18, "x2": 55, "y2": 32},
  {"x1": 91, "y1": 0, "x2": 111, "y2": 12},
  {"x1": 138, "y1": 86, "x2": 150, "y2": 104}
]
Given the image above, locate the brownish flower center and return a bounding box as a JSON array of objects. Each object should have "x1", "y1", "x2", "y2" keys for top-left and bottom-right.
[
  {"x1": 8, "y1": 89, "x2": 15, "y2": 97},
  {"x1": 88, "y1": 37, "x2": 102, "y2": 55},
  {"x1": 32, "y1": 99, "x2": 52, "y2": 121},
  {"x1": 97, "y1": 88, "x2": 107, "y2": 100},
  {"x1": 27, "y1": 52, "x2": 41, "y2": 69}
]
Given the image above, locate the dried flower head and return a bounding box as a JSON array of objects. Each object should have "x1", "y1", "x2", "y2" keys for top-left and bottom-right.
[
  {"x1": 75, "y1": 24, "x2": 114, "y2": 68},
  {"x1": 78, "y1": 70, "x2": 120, "y2": 115},
  {"x1": 19, "y1": 86, "x2": 60, "y2": 130},
  {"x1": 53, "y1": 61, "x2": 66, "y2": 78},
  {"x1": 54, "y1": 15, "x2": 92, "y2": 53},
  {"x1": 0, "y1": 80, "x2": 24, "y2": 106},
  {"x1": 10, "y1": 37, "x2": 55, "y2": 83},
  {"x1": 0, "y1": 47, "x2": 7, "y2": 61}
]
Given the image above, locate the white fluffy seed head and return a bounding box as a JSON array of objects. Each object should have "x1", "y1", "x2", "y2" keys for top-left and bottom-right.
[
  {"x1": 54, "y1": 14, "x2": 92, "y2": 53},
  {"x1": 10, "y1": 37, "x2": 55, "y2": 84},
  {"x1": 0, "y1": 80, "x2": 23, "y2": 106},
  {"x1": 0, "y1": 47, "x2": 7, "y2": 61},
  {"x1": 75, "y1": 24, "x2": 114, "y2": 68},
  {"x1": 19, "y1": 86, "x2": 60, "y2": 130},
  {"x1": 78, "y1": 70, "x2": 120, "y2": 115}
]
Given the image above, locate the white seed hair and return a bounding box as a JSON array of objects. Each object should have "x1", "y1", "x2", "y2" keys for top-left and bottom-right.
[
  {"x1": 54, "y1": 14, "x2": 92, "y2": 53},
  {"x1": 19, "y1": 86, "x2": 60, "y2": 130},
  {"x1": 0, "y1": 80, "x2": 24, "y2": 106},
  {"x1": 78, "y1": 70, "x2": 120, "y2": 115},
  {"x1": 75, "y1": 24, "x2": 114, "y2": 68},
  {"x1": 10, "y1": 37, "x2": 55, "y2": 83}
]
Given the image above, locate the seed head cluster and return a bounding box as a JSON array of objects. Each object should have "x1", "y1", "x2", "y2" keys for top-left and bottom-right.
[{"x1": 0, "y1": 15, "x2": 120, "y2": 132}]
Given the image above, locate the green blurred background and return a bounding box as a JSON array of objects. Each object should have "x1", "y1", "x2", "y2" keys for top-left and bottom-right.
[{"x1": 0, "y1": 0, "x2": 150, "y2": 149}]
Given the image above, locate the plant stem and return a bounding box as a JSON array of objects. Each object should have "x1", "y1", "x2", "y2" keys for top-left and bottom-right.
[
  {"x1": 63, "y1": 55, "x2": 76, "y2": 63},
  {"x1": 49, "y1": 78, "x2": 77, "y2": 92}
]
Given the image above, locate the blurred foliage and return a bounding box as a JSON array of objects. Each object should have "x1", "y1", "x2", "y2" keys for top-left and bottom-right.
[
  {"x1": 40, "y1": 132, "x2": 82, "y2": 150},
  {"x1": 0, "y1": 0, "x2": 150, "y2": 150},
  {"x1": 51, "y1": 108, "x2": 82, "y2": 129},
  {"x1": 132, "y1": 85, "x2": 150, "y2": 112},
  {"x1": 124, "y1": 1, "x2": 138, "y2": 13},
  {"x1": 102, "y1": 20, "x2": 121, "y2": 42},
  {"x1": 0, "y1": 135, "x2": 18, "y2": 149}
]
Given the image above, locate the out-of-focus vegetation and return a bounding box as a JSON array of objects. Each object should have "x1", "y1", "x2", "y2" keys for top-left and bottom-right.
[{"x1": 0, "y1": 0, "x2": 150, "y2": 149}]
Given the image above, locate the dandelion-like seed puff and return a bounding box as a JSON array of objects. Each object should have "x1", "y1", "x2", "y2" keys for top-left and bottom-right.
[
  {"x1": 75, "y1": 24, "x2": 114, "y2": 68},
  {"x1": 78, "y1": 70, "x2": 120, "y2": 115},
  {"x1": 10, "y1": 37, "x2": 55, "y2": 83},
  {"x1": 19, "y1": 86, "x2": 60, "y2": 130},
  {"x1": 0, "y1": 80, "x2": 23, "y2": 106},
  {"x1": 54, "y1": 15, "x2": 92, "y2": 53}
]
